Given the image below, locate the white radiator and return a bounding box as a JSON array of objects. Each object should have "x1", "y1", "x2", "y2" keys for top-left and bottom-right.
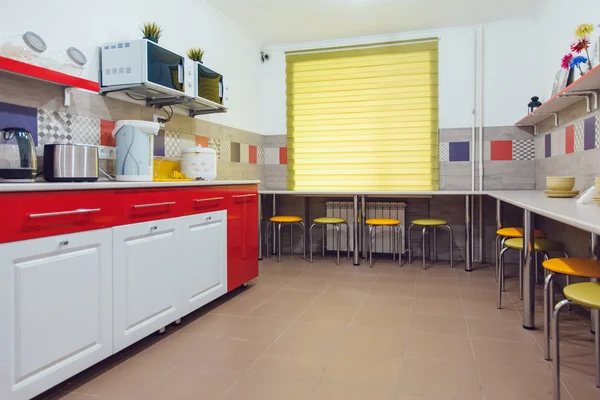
[{"x1": 325, "y1": 201, "x2": 406, "y2": 254}]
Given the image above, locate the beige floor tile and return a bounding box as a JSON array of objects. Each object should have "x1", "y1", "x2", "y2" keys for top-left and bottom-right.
[
  {"x1": 477, "y1": 364, "x2": 572, "y2": 400},
  {"x1": 247, "y1": 343, "x2": 329, "y2": 380},
  {"x1": 321, "y1": 352, "x2": 401, "y2": 389},
  {"x1": 397, "y1": 358, "x2": 483, "y2": 400},
  {"x1": 336, "y1": 324, "x2": 406, "y2": 355},
  {"x1": 246, "y1": 300, "x2": 309, "y2": 320},
  {"x1": 378, "y1": 264, "x2": 421, "y2": 277},
  {"x1": 298, "y1": 303, "x2": 360, "y2": 324},
  {"x1": 41, "y1": 392, "x2": 102, "y2": 400},
  {"x1": 561, "y1": 372, "x2": 600, "y2": 400},
  {"x1": 414, "y1": 275, "x2": 459, "y2": 288},
  {"x1": 369, "y1": 280, "x2": 416, "y2": 298},
  {"x1": 276, "y1": 320, "x2": 348, "y2": 348},
  {"x1": 413, "y1": 285, "x2": 461, "y2": 300},
  {"x1": 352, "y1": 307, "x2": 411, "y2": 329},
  {"x1": 287, "y1": 276, "x2": 334, "y2": 291},
  {"x1": 466, "y1": 318, "x2": 536, "y2": 343},
  {"x1": 326, "y1": 281, "x2": 373, "y2": 295},
  {"x1": 224, "y1": 375, "x2": 316, "y2": 400},
  {"x1": 179, "y1": 314, "x2": 243, "y2": 336},
  {"x1": 268, "y1": 288, "x2": 323, "y2": 305},
  {"x1": 221, "y1": 317, "x2": 292, "y2": 343},
  {"x1": 129, "y1": 332, "x2": 211, "y2": 365},
  {"x1": 310, "y1": 383, "x2": 397, "y2": 400},
  {"x1": 184, "y1": 336, "x2": 269, "y2": 370},
  {"x1": 313, "y1": 291, "x2": 366, "y2": 308},
  {"x1": 458, "y1": 277, "x2": 499, "y2": 291},
  {"x1": 132, "y1": 365, "x2": 240, "y2": 400},
  {"x1": 403, "y1": 333, "x2": 474, "y2": 363},
  {"x1": 411, "y1": 298, "x2": 464, "y2": 317},
  {"x1": 556, "y1": 342, "x2": 599, "y2": 377},
  {"x1": 462, "y1": 301, "x2": 522, "y2": 321},
  {"x1": 417, "y1": 265, "x2": 458, "y2": 278},
  {"x1": 208, "y1": 296, "x2": 266, "y2": 316},
  {"x1": 471, "y1": 338, "x2": 548, "y2": 368},
  {"x1": 460, "y1": 288, "x2": 500, "y2": 304},
  {"x1": 408, "y1": 314, "x2": 469, "y2": 337}
]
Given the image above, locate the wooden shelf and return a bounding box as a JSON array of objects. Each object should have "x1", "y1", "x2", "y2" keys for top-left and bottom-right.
[
  {"x1": 516, "y1": 64, "x2": 600, "y2": 131},
  {"x1": 0, "y1": 56, "x2": 99, "y2": 93}
]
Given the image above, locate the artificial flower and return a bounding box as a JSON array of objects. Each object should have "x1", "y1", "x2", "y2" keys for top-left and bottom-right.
[
  {"x1": 561, "y1": 53, "x2": 574, "y2": 70},
  {"x1": 571, "y1": 38, "x2": 590, "y2": 54},
  {"x1": 570, "y1": 55, "x2": 588, "y2": 67},
  {"x1": 575, "y1": 23, "x2": 595, "y2": 38}
]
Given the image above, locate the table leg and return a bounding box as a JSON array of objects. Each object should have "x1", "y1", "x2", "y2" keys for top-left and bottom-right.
[
  {"x1": 465, "y1": 195, "x2": 472, "y2": 272},
  {"x1": 523, "y1": 209, "x2": 536, "y2": 330},
  {"x1": 591, "y1": 233, "x2": 599, "y2": 336},
  {"x1": 272, "y1": 194, "x2": 276, "y2": 255},
  {"x1": 258, "y1": 194, "x2": 263, "y2": 260},
  {"x1": 361, "y1": 195, "x2": 366, "y2": 259},
  {"x1": 353, "y1": 195, "x2": 360, "y2": 266},
  {"x1": 496, "y1": 199, "x2": 502, "y2": 279}
]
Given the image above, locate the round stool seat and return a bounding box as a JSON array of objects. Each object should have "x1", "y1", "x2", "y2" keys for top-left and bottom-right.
[
  {"x1": 496, "y1": 227, "x2": 544, "y2": 238},
  {"x1": 366, "y1": 218, "x2": 400, "y2": 226},
  {"x1": 314, "y1": 217, "x2": 346, "y2": 224},
  {"x1": 504, "y1": 238, "x2": 559, "y2": 252},
  {"x1": 542, "y1": 258, "x2": 600, "y2": 279},
  {"x1": 563, "y1": 282, "x2": 600, "y2": 309},
  {"x1": 411, "y1": 218, "x2": 447, "y2": 226},
  {"x1": 270, "y1": 216, "x2": 302, "y2": 223}
]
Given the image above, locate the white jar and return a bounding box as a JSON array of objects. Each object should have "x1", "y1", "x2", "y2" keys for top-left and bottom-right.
[
  {"x1": 43, "y1": 47, "x2": 87, "y2": 76},
  {"x1": 0, "y1": 31, "x2": 47, "y2": 66},
  {"x1": 181, "y1": 145, "x2": 217, "y2": 181}
]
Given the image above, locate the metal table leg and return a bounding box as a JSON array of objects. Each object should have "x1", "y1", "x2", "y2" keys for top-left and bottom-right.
[
  {"x1": 353, "y1": 195, "x2": 360, "y2": 266},
  {"x1": 523, "y1": 209, "x2": 536, "y2": 330},
  {"x1": 271, "y1": 194, "x2": 276, "y2": 255},
  {"x1": 360, "y1": 195, "x2": 366, "y2": 259},
  {"x1": 495, "y1": 199, "x2": 502, "y2": 279},
  {"x1": 591, "y1": 233, "x2": 599, "y2": 336},
  {"x1": 258, "y1": 194, "x2": 263, "y2": 260},
  {"x1": 465, "y1": 195, "x2": 472, "y2": 272}
]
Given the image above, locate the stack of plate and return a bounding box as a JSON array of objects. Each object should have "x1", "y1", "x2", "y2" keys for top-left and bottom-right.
[
  {"x1": 594, "y1": 195, "x2": 600, "y2": 205},
  {"x1": 595, "y1": 177, "x2": 600, "y2": 205},
  {"x1": 545, "y1": 176, "x2": 578, "y2": 198},
  {"x1": 544, "y1": 190, "x2": 580, "y2": 198}
]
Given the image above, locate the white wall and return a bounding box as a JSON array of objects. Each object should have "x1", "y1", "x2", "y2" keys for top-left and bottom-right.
[
  {"x1": 0, "y1": 0, "x2": 263, "y2": 133},
  {"x1": 535, "y1": 0, "x2": 600, "y2": 101}
]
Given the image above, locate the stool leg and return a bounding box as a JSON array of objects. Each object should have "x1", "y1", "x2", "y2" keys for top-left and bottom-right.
[
  {"x1": 368, "y1": 225, "x2": 374, "y2": 268},
  {"x1": 422, "y1": 227, "x2": 427, "y2": 270},
  {"x1": 277, "y1": 223, "x2": 282, "y2": 263},
  {"x1": 445, "y1": 225, "x2": 454, "y2": 268},
  {"x1": 408, "y1": 224, "x2": 414, "y2": 264},
  {"x1": 309, "y1": 223, "x2": 316, "y2": 263},
  {"x1": 335, "y1": 224, "x2": 341, "y2": 266},
  {"x1": 396, "y1": 225, "x2": 402, "y2": 267},
  {"x1": 544, "y1": 273, "x2": 554, "y2": 360},
  {"x1": 519, "y1": 249, "x2": 523, "y2": 301},
  {"x1": 594, "y1": 306, "x2": 600, "y2": 388},
  {"x1": 498, "y1": 247, "x2": 508, "y2": 309},
  {"x1": 432, "y1": 226, "x2": 437, "y2": 263},
  {"x1": 266, "y1": 222, "x2": 272, "y2": 259},
  {"x1": 299, "y1": 221, "x2": 306, "y2": 260},
  {"x1": 345, "y1": 222, "x2": 350, "y2": 260},
  {"x1": 535, "y1": 251, "x2": 539, "y2": 284},
  {"x1": 495, "y1": 235, "x2": 501, "y2": 281},
  {"x1": 322, "y1": 225, "x2": 325, "y2": 259},
  {"x1": 553, "y1": 299, "x2": 571, "y2": 400},
  {"x1": 290, "y1": 223, "x2": 294, "y2": 256}
]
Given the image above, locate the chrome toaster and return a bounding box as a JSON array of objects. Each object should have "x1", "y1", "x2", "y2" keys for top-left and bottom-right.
[{"x1": 43, "y1": 144, "x2": 99, "y2": 182}]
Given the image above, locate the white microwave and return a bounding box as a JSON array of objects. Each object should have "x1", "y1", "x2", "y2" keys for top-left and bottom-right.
[{"x1": 100, "y1": 39, "x2": 195, "y2": 99}]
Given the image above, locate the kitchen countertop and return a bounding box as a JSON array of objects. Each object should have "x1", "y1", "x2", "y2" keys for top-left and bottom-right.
[
  {"x1": 0, "y1": 180, "x2": 260, "y2": 193},
  {"x1": 259, "y1": 190, "x2": 485, "y2": 196},
  {"x1": 487, "y1": 190, "x2": 600, "y2": 235}
]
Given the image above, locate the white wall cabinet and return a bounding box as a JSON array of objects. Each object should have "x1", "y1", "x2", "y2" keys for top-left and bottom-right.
[
  {"x1": 0, "y1": 229, "x2": 113, "y2": 400},
  {"x1": 112, "y1": 218, "x2": 182, "y2": 352},
  {"x1": 179, "y1": 210, "x2": 227, "y2": 317}
]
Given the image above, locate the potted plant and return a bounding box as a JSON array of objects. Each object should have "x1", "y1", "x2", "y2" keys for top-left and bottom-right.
[
  {"x1": 140, "y1": 22, "x2": 163, "y2": 43},
  {"x1": 186, "y1": 47, "x2": 205, "y2": 63}
]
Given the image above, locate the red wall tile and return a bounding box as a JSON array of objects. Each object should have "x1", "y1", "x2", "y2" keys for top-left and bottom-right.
[
  {"x1": 279, "y1": 147, "x2": 288, "y2": 164},
  {"x1": 490, "y1": 140, "x2": 512, "y2": 161},
  {"x1": 565, "y1": 125, "x2": 574, "y2": 154},
  {"x1": 195, "y1": 136, "x2": 209, "y2": 147},
  {"x1": 100, "y1": 120, "x2": 116, "y2": 147},
  {"x1": 249, "y1": 145, "x2": 257, "y2": 164}
]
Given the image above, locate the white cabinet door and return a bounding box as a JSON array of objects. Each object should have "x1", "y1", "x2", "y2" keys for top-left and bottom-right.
[
  {"x1": 112, "y1": 218, "x2": 181, "y2": 352},
  {"x1": 0, "y1": 229, "x2": 112, "y2": 400},
  {"x1": 179, "y1": 210, "x2": 227, "y2": 317}
]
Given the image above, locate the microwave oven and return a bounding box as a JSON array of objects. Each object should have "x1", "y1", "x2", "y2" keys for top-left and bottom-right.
[
  {"x1": 192, "y1": 61, "x2": 224, "y2": 105},
  {"x1": 100, "y1": 39, "x2": 194, "y2": 99}
]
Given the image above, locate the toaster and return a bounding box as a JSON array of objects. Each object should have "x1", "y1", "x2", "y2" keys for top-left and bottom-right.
[{"x1": 43, "y1": 144, "x2": 99, "y2": 182}]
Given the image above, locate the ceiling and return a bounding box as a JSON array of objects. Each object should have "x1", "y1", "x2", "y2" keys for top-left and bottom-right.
[{"x1": 205, "y1": 0, "x2": 545, "y2": 44}]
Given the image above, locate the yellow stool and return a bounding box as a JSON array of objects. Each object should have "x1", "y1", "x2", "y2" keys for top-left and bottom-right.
[
  {"x1": 496, "y1": 227, "x2": 545, "y2": 281},
  {"x1": 365, "y1": 218, "x2": 402, "y2": 268},
  {"x1": 309, "y1": 217, "x2": 349, "y2": 265},
  {"x1": 543, "y1": 258, "x2": 600, "y2": 361},
  {"x1": 407, "y1": 219, "x2": 453, "y2": 270},
  {"x1": 552, "y1": 282, "x2": 600, "y2": 399},
  {"x1": 497, "y1": 238, "x2": 567, "y2": 308},
  {"x1": 266, "y1": 216, "x2": 305, "y2": 263}
]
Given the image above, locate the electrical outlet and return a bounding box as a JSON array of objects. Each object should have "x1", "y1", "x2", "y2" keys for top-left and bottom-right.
[{"x1": 98, "y1": 146, "x2": 116, "y2": 160}]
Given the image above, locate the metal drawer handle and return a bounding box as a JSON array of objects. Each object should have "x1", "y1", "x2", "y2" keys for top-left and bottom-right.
[
  {"x1": 233, "y1": 194, "x2": 257, "y2": 198},
  {"x1": 29, "y1": 208, "x2": 101, "y2": 218},
  {"x1": 133, "y1": 201, "x2": 176, "y2": 209},
  {"x1": 194, "y1": 197, "x2": 224, "y2": 203}
]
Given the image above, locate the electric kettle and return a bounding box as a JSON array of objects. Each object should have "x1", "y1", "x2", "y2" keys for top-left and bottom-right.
[
  {"x1": 0, "y1": 127, "x2": 37, "y2": 182},
  {"x1": 112, "y1": 120, "x2": 160, "y2": 181}
]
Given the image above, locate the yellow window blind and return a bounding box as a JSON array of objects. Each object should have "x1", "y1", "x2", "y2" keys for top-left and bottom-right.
[{"x1": 286, "y1": 40, "x2": 439, "y2": 191}]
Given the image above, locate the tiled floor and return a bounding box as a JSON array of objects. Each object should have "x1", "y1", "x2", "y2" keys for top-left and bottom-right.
[{"x1": 39, "y1": 257, "x2": 598, "y2": 400}]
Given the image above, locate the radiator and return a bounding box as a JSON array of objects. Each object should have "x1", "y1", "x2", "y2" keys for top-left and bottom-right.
[{"x1": 325, "y1": 201, "x2": 406, "y2": 254}]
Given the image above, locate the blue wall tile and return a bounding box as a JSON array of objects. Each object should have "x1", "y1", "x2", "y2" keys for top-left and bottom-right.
[
  {"x1": 584, "y1": 116, "x2": 595, "y2": 150},
  {"x1": 154, "y1": 131, "x2": 165, "y2": 157},
  {"x1": 545, "y1": 134, "x2": 551, "y2": 158},
  {"x1": 449, "y1": 141, "x2": 470, "y2": 162},
  {"x1": 0, "y1": 101, "x2": 38, "y2": 145}
]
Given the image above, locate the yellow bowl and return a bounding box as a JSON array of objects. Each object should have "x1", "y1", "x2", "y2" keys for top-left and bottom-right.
[{"x1": 546, "y1": 176, "x2": 575, "y2": 191}]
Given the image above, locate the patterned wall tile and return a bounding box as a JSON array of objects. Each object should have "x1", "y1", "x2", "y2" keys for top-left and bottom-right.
[
  {"x1": 219, "y1": 140, "x2": 232, "y2": 162},
  {"x1": 513, "y1": 139, "x2": 534, "y2": 160},
  {"x1": 100, "y1": 120, "x2": 116, "y2": 147},
  {"x1": 180, "y1": 133, "x2": 195, "y2": 151},
  {"x1": 38, "y1": 109, "x2": 73, "y2": 146},
  {"x1": 584, "y1": 116, "x2": 596, "y2": 150},
  {"x1": 264, "y1": 147, "x2": 280, "y2": 165},
  {"x1": 448, "y1": 142, "x2": 469, "y2": 162},
  {"x1": 0, "y1": 101, "x2": 38, "y2": 145},
  {"x1": 491, "y1": 140, "x2": 512, "y2": 161},
  {"x1": 240, "y1": 143, "x2": 249, "y2": 163},
  {"x1": 438, "y1": 142, "x2": 449, "y2": 162},
  {"x1": 71, "y1": 115, "x2": 100, "y2": 145},
  {"x1": 257, "y1": 146, "x2": 265, "y2": 165},
  {"x1": 165, "y1": 131, "x2": 181, "y2": 158},
  {"x1": 574, "y1": 120, "x2": 584, "y2": 152},
  {"x1": 208, "y1": 137, "x2": 221, "y2": 159},
  {"x1": 565, "y1": 125, "x2": 574, "y2": 154},
  {"x1": 596, "y1": 115, "x2": 600, "y2": 148}
]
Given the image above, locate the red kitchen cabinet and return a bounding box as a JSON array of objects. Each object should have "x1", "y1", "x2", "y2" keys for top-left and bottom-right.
[
  {"x1": 180, "y1": 186, "x2": 228, "y2": 216},
  {"x1": 113, "y1": 188, "x2": 184, "y2": 225},
  {"x1": 226, "y1": 185, "x2": 259, "y2": 291}
]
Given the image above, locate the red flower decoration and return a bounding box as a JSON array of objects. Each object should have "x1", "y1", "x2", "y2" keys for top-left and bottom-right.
[
  {"x1": 561, "y1": 53, "x2": 574, "y2": 69},
  {"x1": 571, "y1": 38, "x2": 590, "y2": 54}
]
